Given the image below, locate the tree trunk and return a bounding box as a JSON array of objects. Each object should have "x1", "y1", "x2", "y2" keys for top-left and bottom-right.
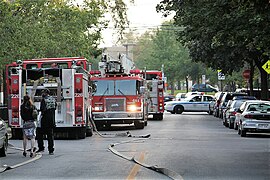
[
  {"x1": 258, "y1": 66, "x2": 268, "y2": 100},
  {"x1": 249, "y1": 61, "x2": 254, "y2": 96},
  {"x1": 186, "y1": 77, "x2": 189, "y2": 93},
  {"x1": 251, "y1": 51, "x2": 269, "y2": 100},
  {"x1": 170, "y1": 82, "x2": 175, "y2": 95}
]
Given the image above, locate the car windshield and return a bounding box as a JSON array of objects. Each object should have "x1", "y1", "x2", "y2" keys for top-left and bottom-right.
[{"x1": 247, "y1": 103, "x2": 270, "y2": 111}]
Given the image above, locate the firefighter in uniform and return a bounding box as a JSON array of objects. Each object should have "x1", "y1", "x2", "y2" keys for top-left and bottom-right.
[{"x1": 36, "y1": 89, "x2": 57, "y2": 155}]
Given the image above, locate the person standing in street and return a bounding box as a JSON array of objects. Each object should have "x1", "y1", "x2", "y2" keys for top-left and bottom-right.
[
  {"x1": 36, "y1": 89, "x2": 57, "y2": 155},
  {"x1": 20, "y1": 95, "x2": 37, "y2": 157}
]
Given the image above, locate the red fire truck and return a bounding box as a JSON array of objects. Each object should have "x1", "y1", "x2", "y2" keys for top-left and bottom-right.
[
  {"x1": 5, "y1": 57, "x2": 93, "y2": 139},
  {"x1": 90, "y1": 54, "x2": 148, "y2": 129},
  {"x1": 144, "y1": 70, "x2": 164, "y2": 120}
]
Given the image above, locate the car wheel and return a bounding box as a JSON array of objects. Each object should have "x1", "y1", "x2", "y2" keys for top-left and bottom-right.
[
  {"x1": 174, "y1": 106, "x2": 184, "y2": 114},
  {"x1": 0, "y1": 135, "x2": 8, "y2": 157},
  {"x1": 134, "y1": 121, "x2": 145, "y2": 129}
]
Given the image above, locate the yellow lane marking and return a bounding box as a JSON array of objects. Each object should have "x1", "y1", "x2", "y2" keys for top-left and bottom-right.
[{"x1": 126, "y1": 151, "x2": 145, "y2": 180}]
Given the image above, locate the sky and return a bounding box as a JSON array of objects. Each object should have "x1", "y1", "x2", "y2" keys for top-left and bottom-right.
[{"x1": 100, "y1": 0, "x2": 173, "y2": 47}]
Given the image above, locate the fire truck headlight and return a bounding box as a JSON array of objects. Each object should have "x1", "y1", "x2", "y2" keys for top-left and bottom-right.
[
  {"x1": 127, "y1": 105, "x2": 137, "y2": 112},
  {"x1": 94, "y1": 105, "x2": 103, "y2": 111}
]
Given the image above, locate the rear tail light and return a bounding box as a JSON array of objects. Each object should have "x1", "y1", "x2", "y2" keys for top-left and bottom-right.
[
  {"x1": 230, "y1": 111, "x2": 237, "y2": 116},
  {"x1": 12, "y1": 110, "x2": 19, "y2": 118},
  {"x1": 77, "y1": 110, "x2": 82, "y2": 117},
  {"x1": 244, "y1": 114, "x2": 254, "y2": 119}
]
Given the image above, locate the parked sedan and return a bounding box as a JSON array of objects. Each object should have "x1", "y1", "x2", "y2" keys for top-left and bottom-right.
[
  {"x1": 0, "y1": 118, "x2": 8, "y2": 157},
  {"x1": 224, "y1": 99, "x2": 248, "y2": 129},
  {"x1": 192, "y1": 83, "x2": 218, "y2": 92},
  {"x1": 165, "y1": 94, "x2": 215, "y2": 114},
  {"x1": 223, "y1": 96, "x2": 257, "y2": 128},
  {"x1": 236, "y1": 100, "x2": 270, "y2": 137}
]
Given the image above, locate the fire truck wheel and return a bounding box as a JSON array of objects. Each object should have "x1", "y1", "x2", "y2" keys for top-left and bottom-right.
[
  {"x1": 11, "y1": 129, "x2": 23, "y2": 140},
  {"x1": 134, "y1": 121, "x2": 145, "y2": 129},
  {"x1": 86, "y1": 128, "x2": 93, "y2": 137},
  {"x1": 144, "y1": 121, "x2": 148, "y2": 126},
  {"x1": 78, "y1": 128, "x2": 86, "y2": 139}
]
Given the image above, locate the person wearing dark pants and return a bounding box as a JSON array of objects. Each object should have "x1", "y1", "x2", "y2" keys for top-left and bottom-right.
[
  {"x1": 36, "y1": 89, "x2": 56, "y2": 155},
  {"x1": 36, "y1": 128, "x2": 54, "y2": 154}
]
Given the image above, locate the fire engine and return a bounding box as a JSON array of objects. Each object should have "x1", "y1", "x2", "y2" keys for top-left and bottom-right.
[
  {"x1": 144, "y1": 70, "x2": 164, "y2": 120},
  {"x1": 90, "y1": 54, "x2": 148, "y2": 129},
  {"x1": 5, "y1": 57, "x2": 93, "y2": 139}
]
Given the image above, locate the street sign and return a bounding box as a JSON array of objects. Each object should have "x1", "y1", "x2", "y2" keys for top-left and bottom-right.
[
  {"x1": 202, "y1": 75, "x2": 206, "y2": 84},
  {"x1": 242, "y1": 69, "x2": 250, "y2": 80},
  {"x1": 217, "y1": 70, "x2": 225, "y2": 80},
  {"x1": 262, "y1": 60, "x2": 270, "y2": 74}
]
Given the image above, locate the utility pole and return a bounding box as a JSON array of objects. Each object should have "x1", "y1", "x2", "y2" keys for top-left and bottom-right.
[{"x1": 123, "y1": 43, "x2": 135, "y2": 60}]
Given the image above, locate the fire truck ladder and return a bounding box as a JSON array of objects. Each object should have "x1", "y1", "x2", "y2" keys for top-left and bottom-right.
[
  {"x1": 56, "y1": 77, "x2": 61, "y2": 113},
  {"x1": 30, "y1": 80, "x2": 39, "y2": 101}
]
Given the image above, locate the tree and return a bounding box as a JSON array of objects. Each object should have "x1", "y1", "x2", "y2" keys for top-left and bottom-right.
[
  {"x1": 157, "y1": 0, "x2": 270, "y2": 99},
  {"x1": 133, "y1": 22, "x2": 217, "y2": 94},
  {"x1": 0, "y1": 0, "x2": 130, "y2": 69}
]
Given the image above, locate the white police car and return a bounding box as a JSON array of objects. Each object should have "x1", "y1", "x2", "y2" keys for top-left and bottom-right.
[{"x1": 165, "y1": 94, "x2": 215, "y2": 114}]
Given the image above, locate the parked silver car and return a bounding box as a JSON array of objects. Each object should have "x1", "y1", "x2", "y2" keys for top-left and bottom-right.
[
  {"x1": 0, "y1": 118, "x2": 8, "y2": 157},
  {"x1": 224, "y1": 96, "x2": 257, "y2": 129},
  {"x1": 236, "y1": 100, "x2": 270, "y2": 137}
]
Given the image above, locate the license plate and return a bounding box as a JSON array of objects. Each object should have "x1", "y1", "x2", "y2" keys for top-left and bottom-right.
[{"x1": 258, "y1": 124, "x2": 269, "y2": 129}]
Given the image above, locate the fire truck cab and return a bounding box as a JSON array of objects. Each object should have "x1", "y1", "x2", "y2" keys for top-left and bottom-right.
[
  {"x1": 6, "y1": 57, "x2": 93, "y2": 139},
  {"x1": 91, "y1": 54, "x2": 148, "y2": 129}
]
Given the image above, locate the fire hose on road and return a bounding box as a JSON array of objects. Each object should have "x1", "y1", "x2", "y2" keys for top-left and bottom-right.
[
  {"x1": 89, "y1": 118, "x2": 183, "y2": 180},
  {"x1": 0, "y1": 144, "x2": 42, "y2": 173}
]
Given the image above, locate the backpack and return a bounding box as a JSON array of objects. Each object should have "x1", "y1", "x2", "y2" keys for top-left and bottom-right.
[
  {"x1": 32, "y1": 105, "x2": 38, "y2": 120},
  {"x1": 44, "y1": 96, "x2": 56, "y2": 110}
]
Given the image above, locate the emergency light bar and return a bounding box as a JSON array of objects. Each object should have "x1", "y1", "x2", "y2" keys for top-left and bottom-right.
[
  {"x1": 90, "y1": 70, "x2": 101, "y2": 75},
  {"x1": 130, "y1": 69, "x2": 142, "y2": 74}
]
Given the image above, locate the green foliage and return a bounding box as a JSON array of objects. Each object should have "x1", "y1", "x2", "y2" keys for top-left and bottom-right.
[
  {"x1": 0, "y1": 0, "x2": 129, "y2": 69},
  {"x1": 133, "y1": 22, "x2": 221, "y2": 87},
  {"x1": 157, "y1": 0, "x2": 270, "y2": 99}
]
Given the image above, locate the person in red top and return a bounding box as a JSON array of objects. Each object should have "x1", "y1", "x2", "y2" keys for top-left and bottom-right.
[{"x1": 20, "y1": 95, "x2": 37, "y2": 157}]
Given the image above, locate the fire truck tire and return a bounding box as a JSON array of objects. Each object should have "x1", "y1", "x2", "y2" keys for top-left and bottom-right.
[
  {"x1": 134, "y1": 121, "x2": 144, "y2": 129},
  {"x1": 78, "y1": 128, "x2": 86, "y2": 139},
  {"x1": 11, "y1": 129, "x2": 23, "y2": 140},
  {"x1": 144, "y1": 121, "x2": 148, "y2": 126},
  {"x1": 86, "y1": 128, "x2": 93, "y2": 137}
]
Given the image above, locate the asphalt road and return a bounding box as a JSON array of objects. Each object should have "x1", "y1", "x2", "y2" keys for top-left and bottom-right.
[{"x1": 1, "y1": 112, "x2": 269, "y2": 179}]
